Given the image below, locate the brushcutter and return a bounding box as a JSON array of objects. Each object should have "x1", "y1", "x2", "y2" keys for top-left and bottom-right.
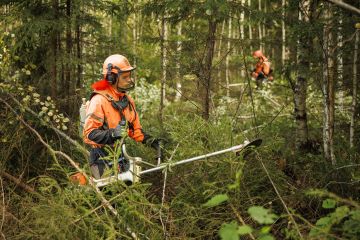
[{"x1": 88, "y1": 138, "x2": 262, "y2": 188}]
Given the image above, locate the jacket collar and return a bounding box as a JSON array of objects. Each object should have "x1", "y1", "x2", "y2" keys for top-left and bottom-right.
[{"x1": 108, "y1": 85, "x2": 126, "y2": 100}]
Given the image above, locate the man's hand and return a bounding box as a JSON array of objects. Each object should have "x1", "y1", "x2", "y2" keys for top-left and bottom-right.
[
  {"x1": 111, "y1": 121, "x2": 127, "y2": 140},
  {"x1": 145, "y1": 138, "x2": 164, "y2": 159}
]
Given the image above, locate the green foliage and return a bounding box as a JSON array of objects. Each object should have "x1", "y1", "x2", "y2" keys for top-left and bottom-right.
[
  {"x1": 306, "y1": 190, "x2": 360, "y2": 239},
  {"x1": 322, "y1": 198, "x2": 337, "y2": 209},
  {"x1": 1, "y1": 0, "x2": 360, "y2": 239},
  {"x1": 217, "y1": 205, "x2": 277, "y2": 240},
  {"x1": 248, "y1": 206, "x2": 278, "y2": 225},
  {"x1": 219, "y1": 221, "x2": 239, "y2": 240},
  {"x1": 203, "y1": 194, "x2": 229, "y2": 207}
]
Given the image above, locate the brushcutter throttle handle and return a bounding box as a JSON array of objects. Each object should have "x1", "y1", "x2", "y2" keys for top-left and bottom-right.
[{"x1": 155, "y1": 139, "x2": 164, "y2": 160}]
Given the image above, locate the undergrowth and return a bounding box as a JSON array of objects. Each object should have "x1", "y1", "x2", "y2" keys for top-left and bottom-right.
[{"x1": 0, "y1": 79, "x2": 359, "y2": 239}]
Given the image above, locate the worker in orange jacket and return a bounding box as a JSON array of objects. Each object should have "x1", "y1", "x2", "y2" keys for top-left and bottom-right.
[
  {"x1": 83, "y1": 54, "x2": 161, "y2": 179},
  {"x1": 251, "y1": 50, "x2": 273, "y2": 88}
]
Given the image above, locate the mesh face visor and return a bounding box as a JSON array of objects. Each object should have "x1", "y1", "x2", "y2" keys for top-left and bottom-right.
[{"x1": 117, "y1": 69, "x2": 136, "y2": 91}]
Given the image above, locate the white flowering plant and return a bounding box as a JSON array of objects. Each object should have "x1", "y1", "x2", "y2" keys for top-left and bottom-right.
[{"x1": 1, "y1": 82, "x2": 70, "y2": 131}]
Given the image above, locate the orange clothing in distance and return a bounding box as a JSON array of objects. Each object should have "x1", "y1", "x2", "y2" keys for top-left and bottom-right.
[{"x1": 254, "y1": 56, "x2": 271, "y2": 76}]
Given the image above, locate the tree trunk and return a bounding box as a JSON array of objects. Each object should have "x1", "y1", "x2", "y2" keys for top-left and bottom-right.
[
  {"x1": 293, "y1": 0, "x2": 311, "y2": 150},
  {"x1": 262, "y1": 0, "x2": 266, "y2": 51},
  {"x1": 322, "y1": 4, "x2": 336, "y2": 164},
  {"x1": 217, "y1": 20, "x2": 226, "y2": 84},
  {"x1": 226, "y1": 16, "x2": 232, "y2": 98},
  {"x1": 159, "y1": 15, "x2": 168, "y2": 123},
  {"x1": 175, "y1": 22, "x2": 182, "y2": 102},
  {"x1": 248, "y1": 0, "x2": 253, "y2": 53},
  {"x1": 240, "y1": 0, "x2": 246, "y2": 77},
  {"x1": 132, "y1": 9, "x2": 137, "y2": 66},
  {"x1": 201, "y1": 19, "x2": 217, "y2": 120},
  {"x1": 282, "y1": 0, "x2": 287, "y2": 65},
  {"x1": 258, "y1": 0, "x2": 263, "y2": 51},
  {"x1": 65, "y1": 0, "x2": 72, "y2": 113},
  {"x1": 50, "y1": 0, "x2": 58, "y2": 99},
  {"x1": 337, "y1": 15, "x2": 344, "y2": 112},
  {"x1": 350, "y1": 30, "x2": 359, "y2": 148},
  {"x1": 75, "y1": 4, "x2": 82, "y2": 94}
]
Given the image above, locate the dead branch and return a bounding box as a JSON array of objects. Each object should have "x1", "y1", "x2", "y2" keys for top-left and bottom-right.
[
  {"x1": 0, "y1": 98, "x2": 139, "y2": 239},
  {"x1": 1, "y1": 171, "x2": 35, "y2": 194},
  {"x1": 326, "y1": 0, "x2": 360, "y2": 15}
]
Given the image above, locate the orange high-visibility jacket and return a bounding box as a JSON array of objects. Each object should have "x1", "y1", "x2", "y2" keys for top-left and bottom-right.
[
  {"x1": 254, "y1": 57, "x2": 271, "y2": 76},
  {"x1": 83, "y1": 85, "x2": 146, "y2": 148}
]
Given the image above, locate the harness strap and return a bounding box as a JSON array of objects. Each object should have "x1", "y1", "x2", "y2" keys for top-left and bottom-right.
[{"x1": 90, "y1": 90, "x2": 129, "y2": 121}]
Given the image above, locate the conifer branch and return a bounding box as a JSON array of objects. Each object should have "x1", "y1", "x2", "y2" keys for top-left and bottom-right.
[{"x1": 0, "y1": 98, "x2": 140, "y2": 240}]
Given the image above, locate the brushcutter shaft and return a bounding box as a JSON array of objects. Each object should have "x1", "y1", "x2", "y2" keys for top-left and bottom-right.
[{"x1": 139, "y1": 143, "x2": 247, "y2": 175}]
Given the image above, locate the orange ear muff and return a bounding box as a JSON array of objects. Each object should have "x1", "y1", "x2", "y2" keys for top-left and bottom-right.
[{"x1": 106, "y1": 63, "x2": 116, "y2": 84}]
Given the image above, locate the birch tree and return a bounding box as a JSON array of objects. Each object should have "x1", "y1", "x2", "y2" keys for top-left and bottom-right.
[
  {"x1": 336, "y1": 14, "x2": 344, "y2": 112},
  {"x1": 240, "y1": 0, "x2": 246, "y2": 77},
  {"x1": 322, "y1": 3, "x2": 336, "y2": 164},
  {"x1": 175, "y1": 22, "x2": 183, "y2": 102},
  {"x1": 226, "y1": 16, "x2": 232, "y2": 98},
  {"x1": 159, "y1": 14, "x2": 168, "y2": 123},
  {"x1": 291, "y1": 0, "x2": 314, "y2": 150}
]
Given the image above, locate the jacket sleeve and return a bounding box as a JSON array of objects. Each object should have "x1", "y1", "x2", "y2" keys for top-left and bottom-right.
[
  {"x1": 127, "y1": 98, "x2": 152, "y2": 143},
  {"x1": 263, "y1": 61, "x2": 271, "y2": 76},
  {"x1": 83, "y1": 95, "x2": 116, "y2": 147}
]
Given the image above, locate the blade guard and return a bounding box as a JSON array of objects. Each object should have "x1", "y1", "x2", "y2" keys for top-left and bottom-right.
[
  {"x1": 232, "y1": 138, "x2": 262, "y2": 155},
  {"x1": 90, "y1": 145, "x2": 142, "y2": 188}
]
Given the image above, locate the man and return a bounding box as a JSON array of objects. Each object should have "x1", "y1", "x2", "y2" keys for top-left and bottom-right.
[
  {"x1": 251, "y1": 50, "x2": 273, "y2": 88},
  {"x1": 83, "y1": 54, "x2": 161, "y2": 179}
]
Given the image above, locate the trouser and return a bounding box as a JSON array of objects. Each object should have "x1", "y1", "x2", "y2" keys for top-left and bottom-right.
[
  {"x1": 89, "y1": 148, "x2": 107, "y2": 179},
  {"x1": 89, "y1": 147, "x2": 129, "y2": 179},
  {"x1": 256, "y1": 72, "x2": 267, "y2": 88}
]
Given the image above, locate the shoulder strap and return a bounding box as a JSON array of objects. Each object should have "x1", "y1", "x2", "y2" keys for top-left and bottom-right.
[
  {"x1": 89, "y1": 90, "x2": 114, "y2": 102},
  {"x1": 90, "y1": 90, "x2": 130, "y2": 121}
]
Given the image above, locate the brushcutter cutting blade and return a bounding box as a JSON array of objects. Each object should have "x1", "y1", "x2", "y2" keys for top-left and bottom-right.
[{"x1": 235, "y1": 138, "x2": 262, "y2": 156}]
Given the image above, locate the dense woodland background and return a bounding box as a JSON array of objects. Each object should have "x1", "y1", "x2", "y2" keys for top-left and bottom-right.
[{"x1": 0, "y1": 0, "x2": 359, "y2": 239}]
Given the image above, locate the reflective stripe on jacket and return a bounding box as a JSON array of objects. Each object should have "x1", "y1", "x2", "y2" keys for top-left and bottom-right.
[{"x1": 83, "y1": 85, "x2": 145, "y2": 148}]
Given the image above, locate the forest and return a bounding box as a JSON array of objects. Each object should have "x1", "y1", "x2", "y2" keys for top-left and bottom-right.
[{"x1": 0, "y1": 0, "x2": 359, "y2": 239}]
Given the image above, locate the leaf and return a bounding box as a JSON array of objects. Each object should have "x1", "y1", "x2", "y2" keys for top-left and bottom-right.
[
  {"x1": 219, "y1": 222, "x2": 239, "y2": 240},
  {"x1": 322, "y1": 199, "x2": 336, "y2": 209},
  {"x1": 248, "y1": 206, "x2": 278, "y2": 224},
  {"x1": 260, "y1": 226, "x2": 271, "y2": 234},
  {"x1": 203, "y1": 194, "x2": 229, "y2": 207},
  {"x1": 315, "y1": 216, "x2": 331, "y2": 227},
  {"x1": 258, "y1": 234, "x2": 275, "y2": 240},
  {"x1": 237, "y1": 225, "x2": 253, "y2": 235}
]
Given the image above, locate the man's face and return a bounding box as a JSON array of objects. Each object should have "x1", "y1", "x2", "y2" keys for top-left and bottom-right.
[
  {"x1": 116, "y1": 71, "x2": 135, "y2": 91},
  {"x1": 253, "y1": 55, "x2": 262, "y2": 63}
]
